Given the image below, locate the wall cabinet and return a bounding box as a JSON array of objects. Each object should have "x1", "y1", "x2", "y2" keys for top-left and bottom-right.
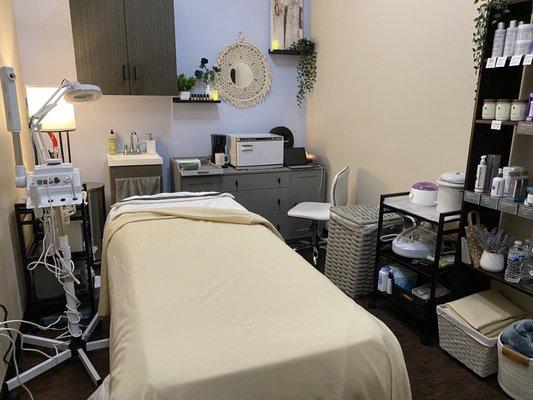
[{"x1": 69, "y1": 0, "x2": 177, "y2": 95}]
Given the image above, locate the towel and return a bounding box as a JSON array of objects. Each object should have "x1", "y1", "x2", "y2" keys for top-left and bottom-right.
[
  {"x1": 501, "y1": 319, "x2": 533, "y2": 358},
  {"x1": 446, "y1": 290, "x2": 527, "y2": 337}
]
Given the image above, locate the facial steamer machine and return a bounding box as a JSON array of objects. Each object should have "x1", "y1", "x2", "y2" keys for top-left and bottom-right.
[{"x1": 0, "y1": 67, "x2": 108, "y2": 393}]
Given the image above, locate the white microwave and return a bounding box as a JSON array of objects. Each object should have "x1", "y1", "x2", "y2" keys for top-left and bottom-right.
[{"x1": 227, "y1": 133, "x2": 284, "y2": 169}]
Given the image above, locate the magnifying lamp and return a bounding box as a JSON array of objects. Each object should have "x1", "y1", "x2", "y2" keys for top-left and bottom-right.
[{"x1": 29, "y1": 80, "x2": 101, "y2": 169}]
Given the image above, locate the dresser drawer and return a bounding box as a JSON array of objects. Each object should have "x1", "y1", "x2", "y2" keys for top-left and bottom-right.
[
  {"x1": 263, "y1": 213, "x2": 292, "y2": 239},
  {"x1": 231, "y1": 188, "x2": 290, "y2": 214},
  {"x1": 222, "y1": 171, "x2": 290, "y2": 191},
  {"x1": 180, "y1": 176, "x2": 222, "y2": 192}
]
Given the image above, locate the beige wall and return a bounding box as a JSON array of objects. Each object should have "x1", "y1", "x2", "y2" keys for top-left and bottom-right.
[
  {"x1": 308, "y1": 0, "x2": 477, "y2": 204},
  {"x1": 0, "y1": 0, "x2": 33, "y2": 382}
]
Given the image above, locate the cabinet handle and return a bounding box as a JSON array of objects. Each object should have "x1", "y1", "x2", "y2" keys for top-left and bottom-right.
[
  {"x1": 277, "y1": 177, "x2": 281, "y2": 184},
  {"x1": 235, "y1": 180, "x2": 239, "y2": 188},
  {"x1": 277, "y1": 198, "x2": 281, "y2": 206},
  {"x1": 122, "y1": 65, "x2": 129, "y2": 81},
  {"x1": 276, "y1": 224, "x2": 281, "y2": 231},
  {"x1": 133, "y1": 66, "x2": 138, "y2": 81}
]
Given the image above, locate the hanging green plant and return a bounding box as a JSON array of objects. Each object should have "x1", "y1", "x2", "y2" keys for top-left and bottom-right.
[
  {"x1": 473, "y1": 0, "x2": 510, "y2": 72},
  {"x1": 289, "y1": 38, "x2": 317, "y2": 107}
]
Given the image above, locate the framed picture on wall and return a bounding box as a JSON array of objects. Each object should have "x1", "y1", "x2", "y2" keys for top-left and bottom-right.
[{"x1": 271, "y1": 0, "x2": 303, "y2": 50}]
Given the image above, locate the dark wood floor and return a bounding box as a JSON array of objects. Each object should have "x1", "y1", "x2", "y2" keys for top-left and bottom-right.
[{"x1": 7, "y1": 249, "x2": 509, "y2": 400}]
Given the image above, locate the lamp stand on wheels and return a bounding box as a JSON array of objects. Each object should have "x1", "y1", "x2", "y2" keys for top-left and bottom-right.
[{"x1": 4, "y1": 208, "x2": 109, "y2": 393}]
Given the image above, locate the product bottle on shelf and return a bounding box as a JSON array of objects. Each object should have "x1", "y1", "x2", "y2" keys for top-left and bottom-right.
[
  {"x1": 505, "y1": 241, "x2": 528, "y2": 283},
  {"x1": 523, "y1": 239, "x2": 532, "y2": 282},
  {"x1": 491, "y1": 22, "x2": 507, "y2": 58},
  {"x1": 475, "y1": 155, "x2": 487, "y2": 193},
  {"x1": 490, "y1": 168, "x2": 505, "y2": 197},
  {"x1": 503, "y1": 20, "x2": 518, "y2": 57},
  {"x1": 108, "y1": 129, "x2": 117, "y2": 155}
]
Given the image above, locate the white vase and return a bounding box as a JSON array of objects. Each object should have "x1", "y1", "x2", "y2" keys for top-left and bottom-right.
[
  {"x1": 179, "y1": 91, "x2": 191, "y2": 100},
  {"x1": 480, "y1": 250, "x2": 505, "y2": 272}
]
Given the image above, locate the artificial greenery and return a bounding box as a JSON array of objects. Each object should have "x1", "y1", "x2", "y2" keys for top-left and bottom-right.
[
  {"x1": 177, "y1": 74, "x2": 197, "y2": 92},
  {"x1": 195, "y1": 58, "x2": 220, "y2": 87},
  {"x1": 289, "y1": 38, "x2": 317, "y2": 107},
  {"x1": 472, "y1": 226, "x2": 513, "y2": 255},
  {"x1": 473, "y1": 0, "x2": 510, "y2": 72}
]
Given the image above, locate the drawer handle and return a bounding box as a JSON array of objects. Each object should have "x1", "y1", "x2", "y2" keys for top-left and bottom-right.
[
  {"x1": 277, "y1": 177, "x2": 281, "y2": 184},
  {"x1": 276, "y1": 224, "x2": 281, "y2": 231},
  {"x1": 235, "y1": 180, "x2": 239, "y2": 188},
  {"x1": 277, "y1": 198, "x2": 281, "y2": 206}
]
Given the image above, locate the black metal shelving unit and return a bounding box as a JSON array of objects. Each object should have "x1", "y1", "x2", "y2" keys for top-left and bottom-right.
[
  {"x1": 370, "y1": 192, "x2": 461, "y2": 345},
  {"x1": 454, "y1": 0, "x2": 533, "y2": 299},
  {"x1": 14, "y1": 198, "x2": 96, "y2": 322}
]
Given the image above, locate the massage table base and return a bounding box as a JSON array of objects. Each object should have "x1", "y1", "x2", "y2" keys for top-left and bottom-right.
[{"x1": 5, "y1": 314, "x2": 109, "y2": 392}]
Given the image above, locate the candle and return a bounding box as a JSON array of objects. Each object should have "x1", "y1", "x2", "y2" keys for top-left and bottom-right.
[
  {"x1": 211, "y1": 90, "x2": 219, "y2": 101},
  {"x1": 271, "y1": 39, "x2": 280, "y2": 50}
]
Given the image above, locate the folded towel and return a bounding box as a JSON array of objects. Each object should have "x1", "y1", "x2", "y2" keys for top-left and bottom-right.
[
  {"x1": 501, "y1": 319, "x2": 533, "y2": 358},
  {"x1": 447, "y1": 290, "x2": 526, "y2": 336}
]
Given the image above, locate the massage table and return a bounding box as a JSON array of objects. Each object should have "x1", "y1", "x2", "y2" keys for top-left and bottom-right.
[{"x1": 89, "y1": 192, "x2": 411, "y2": 400}]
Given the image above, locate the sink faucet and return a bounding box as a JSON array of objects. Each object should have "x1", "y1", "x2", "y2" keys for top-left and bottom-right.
[{"x1": 127, "y1": 131, "x2": 140, "y2": 154}]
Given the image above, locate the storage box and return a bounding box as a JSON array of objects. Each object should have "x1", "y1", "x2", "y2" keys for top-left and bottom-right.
[
  {"x1": 393, "y1": 284, "x2": 450, "y2": 319},
  {"x1": 437, "y1": 304, "x2": 498, "y2": 377},
  {"x1": 324, "y1": 204, "x2": 402, "y2": 297}
]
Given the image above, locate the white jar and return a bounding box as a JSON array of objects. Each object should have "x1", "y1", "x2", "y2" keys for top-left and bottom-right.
[
  {"x1": 482, "y1": 99, "x2": 497, "y2": 120},
  {"x1": 495, "y1": 99, "x2": 512, "y2": 121},
  {"x1": 510, "y1": 99, "x2": 528, "y2": 121}
]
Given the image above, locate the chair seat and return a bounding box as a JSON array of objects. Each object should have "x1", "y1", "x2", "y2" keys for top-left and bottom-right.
[{"x1": 287, "y1": 202, "x2": 332, "y2": 221}]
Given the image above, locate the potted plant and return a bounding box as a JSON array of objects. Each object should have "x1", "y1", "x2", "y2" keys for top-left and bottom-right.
[
  {"x1": 473, "y1": 226, "x2": 513, "y2": 272},
  {"x1": 195, "y1": 58, "x2": 220, "y2": 97},
  {"x1": 177, "y1": 74, "x2": 196, "y2": 100},
  {"x1": 288, "y1": 38, "x2": 317, "y2": 107}
]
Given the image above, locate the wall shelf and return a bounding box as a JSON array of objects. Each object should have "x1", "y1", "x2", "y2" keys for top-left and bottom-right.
[
  {"x1": 268, "y1": 49, "x2": 300, "y2": 55},
  {"x1": 462, "y1": 262, "x2": 533, "y2": 296},
  {"x1": 463, "y1": 191, "x2": 533, "y2": 220},
  {"x1": 172, "y1": 98, "x2": 221, "y2": 104},
  {"x1": 475, "y1": 119, "x2": 518, "y2": 126}
]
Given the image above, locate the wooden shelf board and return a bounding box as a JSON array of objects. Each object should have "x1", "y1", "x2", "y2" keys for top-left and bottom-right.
[
  {"x1": 475, "y1": 119, "x2": 518, "y2": 126},
  {"x1": 462, "y1": 263, "x2": 533, "y2": 296},
  {"x1": 172, "y1": 98, "x2": 221, "y2": 104},
  {"x1": 268, "y1": 49, "x2": 300, "y2": 55}
]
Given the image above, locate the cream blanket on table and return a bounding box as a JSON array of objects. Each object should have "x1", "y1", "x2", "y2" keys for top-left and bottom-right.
[{"x1": 97, "y1": 207, "x2": 411, "y2": 400}]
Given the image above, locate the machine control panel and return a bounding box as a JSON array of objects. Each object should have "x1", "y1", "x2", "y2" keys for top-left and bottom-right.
[{"x1": 26, "y1": 162, "x2": 83, "y2": 209}]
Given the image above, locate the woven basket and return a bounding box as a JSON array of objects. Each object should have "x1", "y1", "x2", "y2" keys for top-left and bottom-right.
[
  {"x1": 498, "y1": 333, "x2": 533, "y2": 400},
  {"x1": 437, "y1": 304, "x2": 498, "y2": 377},
  {"x1": 465, "y1": 211, "x2": 483, "y2": 269},
  {"x1": 325, "y1": 204, "x2": 402, "y2": 298}
]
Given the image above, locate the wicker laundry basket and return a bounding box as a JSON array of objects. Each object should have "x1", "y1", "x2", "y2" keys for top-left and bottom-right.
[
  {"x1": 497, "y1": 333, "x2": 533, "y2": 400},
  {"x1": 325, "y1": 204, "x2": 402, "y2": 298},
  {"x1": 437, "y1": 304, "x2": 498, "y2": 377}
]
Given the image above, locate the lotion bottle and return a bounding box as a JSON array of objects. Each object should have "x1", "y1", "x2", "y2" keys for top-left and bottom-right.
[
  {"x1": 475, "y1": 155, "x2": 487, "y2": 193},
  {"x1": 491, "y1": 168, "x2": 505, "y2": 197},
  {"x1": 491, "y1": 22, "x2": 507, "y2": 58},
  {"x1": 108, "y1": 129, "x2": 117, "y2": 155},
  {"x1": 503, "y1": 20, "x2": 518, "y2": 56}
]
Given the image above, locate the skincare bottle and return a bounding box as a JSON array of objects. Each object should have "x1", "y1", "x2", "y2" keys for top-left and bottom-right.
[
  {"x1": 475, "y1": 155, "x2": 487, "y2": 193},
  {"x1": 491, "y1": 168, "x2": 505, "y2": 197},
  {"x1": 378, "y1": 266, "x2": 389, "y2": 292},
  {"x1": 491, "y1": 22, "x2": 507, "y2": 58},
  {"x1": 146, "y1": 133, "x2": 156, "y2": 154},
  {"x1": 503, "y1": 20, "x2": 518, "y2": 57},
  {"x1": 386, "y1": 269, "x2": 394, "y2": 295},
  {"x1": 108, "y1": 129, "x2": 117, "y2": 155}
]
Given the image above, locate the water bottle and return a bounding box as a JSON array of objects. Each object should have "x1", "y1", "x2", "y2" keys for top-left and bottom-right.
[
  {"x1": 505, "y1": 241, "x2": 528, "y2": 283},
  {"x1": 523, "y1": 239, "x2": 532, "y2": 282}
]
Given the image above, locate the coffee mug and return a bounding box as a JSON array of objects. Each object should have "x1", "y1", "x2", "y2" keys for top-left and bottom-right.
[{"x1": 214, "y1": 153, "x2": 230, "y2": 166}]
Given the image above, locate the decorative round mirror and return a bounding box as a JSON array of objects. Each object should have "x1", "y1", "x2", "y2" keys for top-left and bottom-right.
[{"x1": 215, "y1": 33, "x2": 272, "y2": 108}]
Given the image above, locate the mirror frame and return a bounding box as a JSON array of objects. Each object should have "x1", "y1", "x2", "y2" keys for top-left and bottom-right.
[{"x1": 215, "y1": 33, "x2": 272, "y2": 109}]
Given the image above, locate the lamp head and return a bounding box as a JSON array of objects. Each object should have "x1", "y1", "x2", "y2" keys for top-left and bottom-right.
[{"x1": 63, "y1": 82, "x2": 101, "y2": 104}]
